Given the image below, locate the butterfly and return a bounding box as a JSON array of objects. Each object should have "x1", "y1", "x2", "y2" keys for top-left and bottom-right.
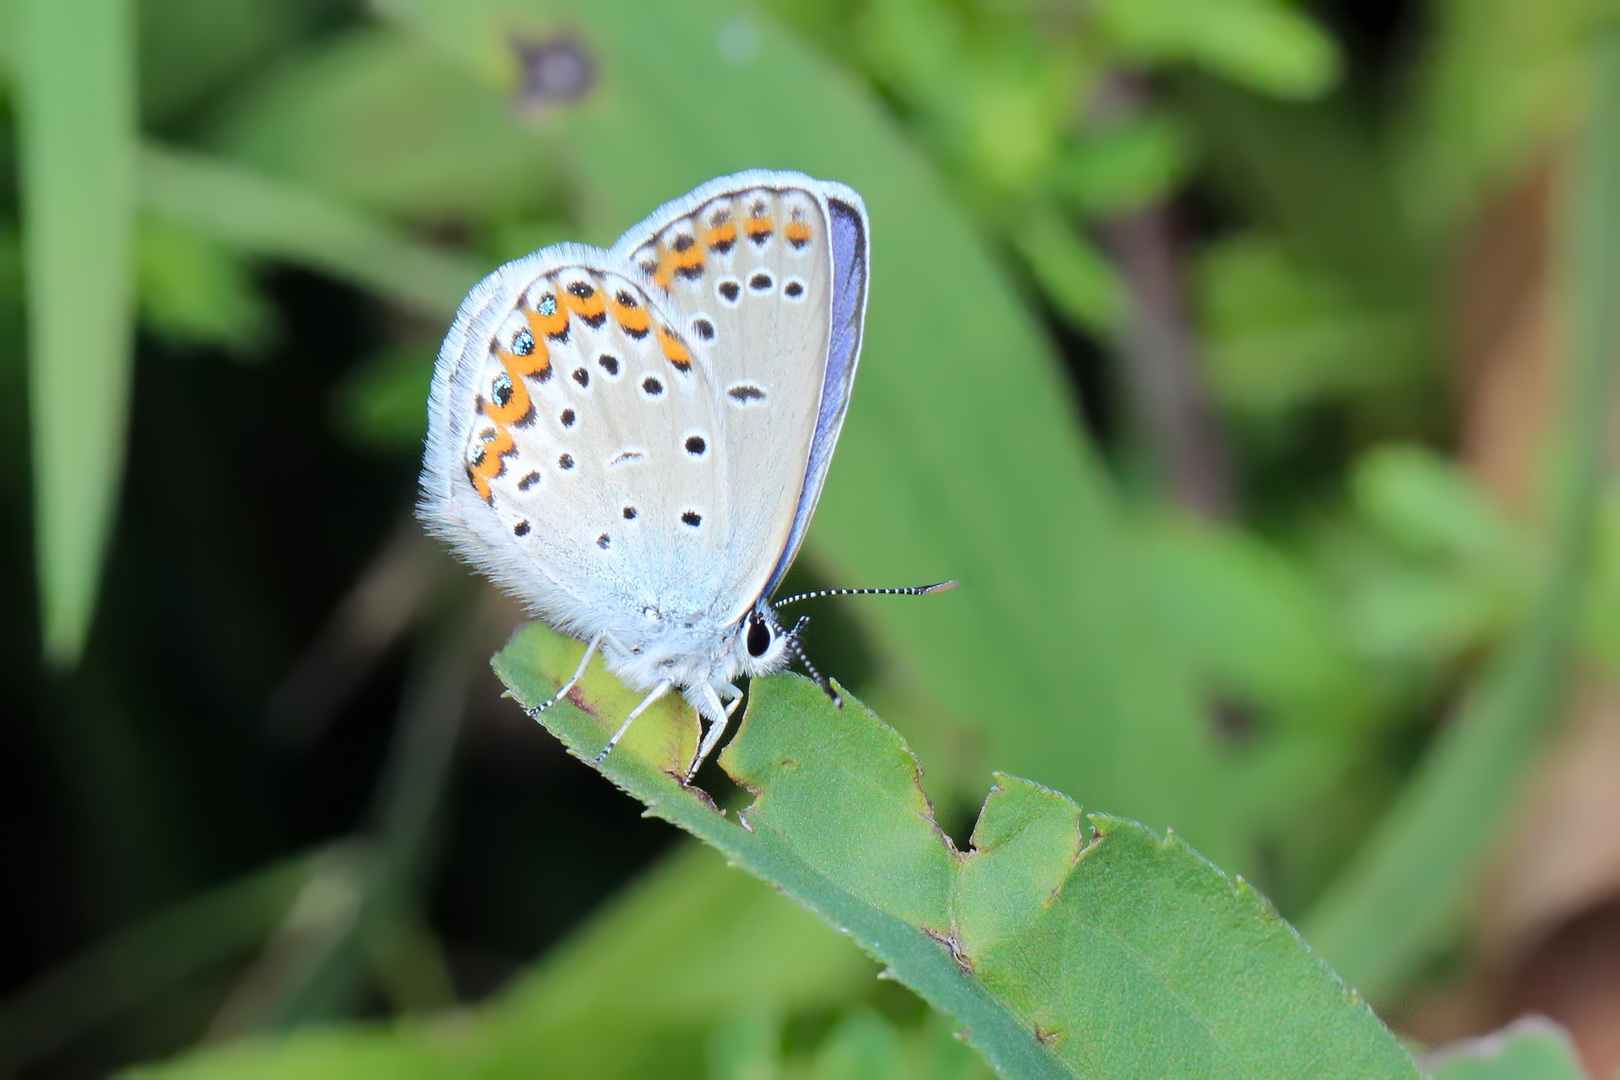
[{"x1": 419, "y1": 170, "x2": 953, "y2": 782}]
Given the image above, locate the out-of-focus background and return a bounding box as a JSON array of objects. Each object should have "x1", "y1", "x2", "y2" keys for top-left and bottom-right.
[{"x1": 4, "y1": 0, "x2": 1620, "y2": 1076}]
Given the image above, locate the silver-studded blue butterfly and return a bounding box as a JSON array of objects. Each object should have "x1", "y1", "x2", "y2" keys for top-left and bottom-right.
[{"x1": 420, "y1": 170, "x2": 953, "y2": 781}]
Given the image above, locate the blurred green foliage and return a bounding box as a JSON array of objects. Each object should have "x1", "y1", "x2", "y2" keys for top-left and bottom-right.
[
  {"x1": 1425, "y1": 1018, "x2": 1587, "y2": 1080},
  {"x1": 4, "y1": 0, "x2": 1620, "y2": 1076}
]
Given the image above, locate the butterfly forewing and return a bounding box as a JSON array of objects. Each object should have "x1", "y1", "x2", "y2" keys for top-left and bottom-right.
[{"x1": 623, "y1": 183, "x2": 836, "y2": 624}]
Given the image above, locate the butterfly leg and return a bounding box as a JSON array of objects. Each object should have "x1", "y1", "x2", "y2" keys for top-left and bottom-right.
[
  {"x1": 593, "y1": 678, "x2": 674, "y2": 766},
  {"x1": 683, "y1": 683, "x2": 738, "y2": 785},
  {"x1": 525, "y1": 632, "x2": 604, "y2": 720}
]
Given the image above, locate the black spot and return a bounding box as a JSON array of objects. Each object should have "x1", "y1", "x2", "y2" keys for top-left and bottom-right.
[
  {"x1": 518, "y1": 471, "x2": 540, "y2": 491},
  {"x1": 718, "y1": 281, "x2": 741, "y2": 302},
  {"x1": 693, "y1": 318, "x2": 715, "y2": 340},
  {"x1": 548, "y1": 322, "x2": 570, "y2": 344},
  {"x1": 642, "y1": 376, "x2": 663, "y2": 396},
  {"x1": 624, "y1": 323, "x2": 648, "y2": 340},
  {"x1": 727, "y1": 385, "x2": 765, "y2": 402},
  {"x1": 558, "y1": 453, "x2": 575, "y2": 470},
  {"x1": 685, "y1": 435, "x2": 707, "y2": 455},
  {"x1": 470, "y1": 446, "x2": 486, "y2": 468},
  {"x1": 514, "y1": 520, "x2": 531, "y2": 537},
  {"x1": 536, "y1": 294, "x2": 558, "y2": 316},
  {"x1": 615, "y1": 290, "x2": 638, "y2": 308},
  {"x1": 672, "y1": 234, "x2": 695, "y2": 252},
  {"x1": 560, "y1": 408, "x2": 576, "y2": 427},
  {"x1": 582, "y1": 311, "x2": 606, "y2": 329},
  {"x1": 598, "y1": 354, "x2": 620, "y2": 375},
  {"x1": 492, "y1": 373, "x2": 514, "y2": 407},
  {"x1": 681, "y1": 511, "x2": 702, "y2": 527},
  {"x1": 676, "y1": 264, "x2": 704, "y2": 281},
  {"x1": 751, "y1": 199, "x2": 767, "y2": 216},
  {"x1": 712, "y1": 236, "x2": 735, "y2": 255},
  {"x1": 622, "y1": 506, "x2": 637, "y2": 520},
  {"x1": 513, "y1": 328, "x2": 535, "y2": 355},
  {"x1": 597, "y1": 534, "x2": 611, "y2": 549},
  {"x1": 572, "y1": 367, "x2": 589, "y2": 387},
  {"x1": 785, "y1": 281, "x2": 804, "y2": 298},
  {"x1": 747, "y1": 614, "x2": 772, "y2": 657},
  {"x1": 568, "y1": 281, "x2": 596, "y2": 298},
  {"x1": 750, "y1": 272, "x2": 772, "y2": 291}
]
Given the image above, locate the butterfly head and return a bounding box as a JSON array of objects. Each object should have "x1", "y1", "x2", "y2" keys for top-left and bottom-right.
[{"x1": 735, "y1": 603, "x2": 792, "y2": 677}]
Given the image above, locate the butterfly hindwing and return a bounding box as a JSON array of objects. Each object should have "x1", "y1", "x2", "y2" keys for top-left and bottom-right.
[{"x1": 423, "y1": 248, "x2": 727, "y2": 639}]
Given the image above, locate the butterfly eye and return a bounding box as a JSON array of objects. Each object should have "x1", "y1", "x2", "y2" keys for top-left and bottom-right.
[{"x1": 746, "y1": 613, "x2": 772, "y2": 658}]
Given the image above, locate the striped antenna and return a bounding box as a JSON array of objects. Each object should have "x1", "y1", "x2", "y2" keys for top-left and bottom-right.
[
  {"x1": 774, "y1": 580, "x2": 958, "y2": 608},
  {"x1": 783, "y1": 615, "x2": 842, "y2": 708}
]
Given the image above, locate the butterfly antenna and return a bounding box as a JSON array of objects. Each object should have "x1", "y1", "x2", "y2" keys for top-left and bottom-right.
[
  {"x1": 784, "y1": 615, "x2": 842, "y2": 709},
  {"x1": 773, "y1": 580, "x2": 958, "y2": 608}
]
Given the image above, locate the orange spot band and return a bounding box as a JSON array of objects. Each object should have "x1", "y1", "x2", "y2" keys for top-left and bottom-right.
[
  {"x1": 705, "y1": 222, "x2": 737, "y2": 249},
  {"x1": 612, "y1": 295, "x2": 650, "y2": 334},
  {"x1": 562, "y1": 288, "x2": 606, "y2": 322},
  {"x1": 659, "y1": 325, "x2": 691, "y2": 369}
]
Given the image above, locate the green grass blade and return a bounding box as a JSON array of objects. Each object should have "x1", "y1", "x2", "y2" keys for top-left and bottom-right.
[
  {"x1": 137, "y1": 144, "x2": 484, "y2": 315},
  {"x1": 1302, "y1": 27, "x2": 1620, "y2": 1000},
  {"x1": 482, "y1": 628, "x2": 1417, "y2": 1080},
  {"x1": 381, "y1": 0, "x2": 1234, "y2": 862},
  {"x1": 17, "y1": 0, "x2": 138, "y2": 663}
]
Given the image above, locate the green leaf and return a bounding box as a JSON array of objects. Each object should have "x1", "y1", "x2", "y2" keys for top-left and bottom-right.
[
  {"x1": 135, "y1": 217, "x2": 272, "y2": 352},
  {"x1": 809, "y1": 1011, "x2": 906, "y2": 1080},
  {"x1": 1049, "y1": 114, "x2": 1193, "y2": 216},
  {"x1": 1425, "y1": 1018, "x2": 1586, "y2": 1080},
  {"x1": 1010, "y1": 206, "x2": 1127, "y2": 332},
  {"x1": 212, "y1": 26, "x2": 562, "y2": 220},
  {"x1": 16, "y1": 0, "x2": 138, "y2": 663},
  {"x1": 134, "y1": 841, "x2": 873, "y2": 1079},
  {"x1": 1352, "y1": 447, "x2": 1518, "y2": 566},
  {"x1": 381, "y1": 0, "x2": 1233, "y2": 857},
  {"x1": 486, "y1": 842, "x2": 872, "y2": 1077},
  {"x1": 706, "y1": 1010, "x2": 783, "y2": 1080},
  {"x1": 138, "y1": 144, "x2": 485, "y2": 315},
  {"x1": 482, "y1": 625, "x2": 1418, "y2": 1080},
  {"x1": 1095, "y1": 0, "x2": 1340, "y2": 100},
  {"x1": 1195, "y1": 234, "x2": 1426, "y2": 416}
]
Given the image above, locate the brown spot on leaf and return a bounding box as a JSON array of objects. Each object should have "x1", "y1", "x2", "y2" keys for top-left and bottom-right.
[{"x1": 923, "y1": 927, "x2": 975, "y2": 975}]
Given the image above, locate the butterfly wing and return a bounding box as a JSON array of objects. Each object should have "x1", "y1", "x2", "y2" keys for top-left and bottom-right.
[
  {"x1": 421, "y1": 171, "x2": 869, "y2": 646},
  {"x1": 420, "y1": 244, "x2": 729, "y2": 641},
  {"x1": 617, "y1": 170, "x2": 870, "y2": 620}
]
